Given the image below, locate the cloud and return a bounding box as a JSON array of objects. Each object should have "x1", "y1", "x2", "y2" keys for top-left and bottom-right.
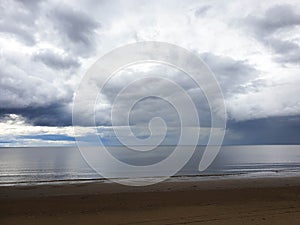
[
  {"x1": 244, "y1": 4, "x2": 300, "y2": 65},
  {"x1": 21, "y1": 134, "x2": 76, "y2": 142},
  {"x1": 15, "y1": 0, "x2": 42, "y2": 11},
  {"x1": 0, "y1": 114, "x2": 95, "y2": 146},
  {"x1": 0, "y1": 0, "x2": 39, "y2": 45},
  {"x1": 226, "y1": 67, "x2": 300, "y2": 121},
  {"x1": 0, "y1": 104, "x2": 72, "y2": 126},
  {"x1": 0, "y1": 23, "x2": 36, "y2": 46},
  {"x1": 0, "y1": 54, "x2": 73, "y2": 109},
  {"x1": 90, "y1": 63, "x2": 212, "y2": 127},
  {"x1": 82, "y1": 56, "x2": 255, "y2": 129},
  {"x1": 200, "y1": 52, "x2": 258, "y2": 95},
  {"x1": 50, "y1": 5, "x2": 101, "y2": 57},
  {"x1": 33, "y1": 50, "x2": 80, "y2": 70},
  {"x1": 0, "y1": 0, "x2": 300, "y2": 146},
  {"x1": 194, "y1": 5, "x2": 211, "y2": 17},
  {"x1": 246, "y1": 4, "x2": 300, "y2": 34}
]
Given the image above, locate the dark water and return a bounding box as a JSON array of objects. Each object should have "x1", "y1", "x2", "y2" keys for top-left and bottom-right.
[{"x1": 0, "y1": 145, "x2": 300, "y2": 185}]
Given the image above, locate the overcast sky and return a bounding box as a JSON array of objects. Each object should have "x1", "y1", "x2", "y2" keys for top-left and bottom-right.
[{"x1": 0, "y1": 0, "x2": 300, "y2": 146}]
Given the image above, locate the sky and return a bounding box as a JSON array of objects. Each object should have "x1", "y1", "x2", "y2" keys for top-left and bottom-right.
[{"x1": 0, "y1": 0, "x2": 300, "y2": 146}]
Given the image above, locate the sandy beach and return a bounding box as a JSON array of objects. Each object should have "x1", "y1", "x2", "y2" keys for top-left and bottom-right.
[{"x1": 0, "y1": 176, "x2": 300, "y2": 225}]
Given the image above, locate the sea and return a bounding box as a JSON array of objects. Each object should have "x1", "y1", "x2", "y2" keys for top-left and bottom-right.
[{"x1": 0, "y1": 145, "x2": 300, "y2": 186}]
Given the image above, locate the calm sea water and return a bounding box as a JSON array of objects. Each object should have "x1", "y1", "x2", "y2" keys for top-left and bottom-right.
[{"x1": 0, "y1": 145, "x2": 300, "y2": 185}]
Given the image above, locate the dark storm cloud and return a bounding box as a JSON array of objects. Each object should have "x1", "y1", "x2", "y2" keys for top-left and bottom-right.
[
  {"x1": 0, "y1": 104, "x2": 72, "y2": 126},
  {"x1": 51, "y1": 6, "x2": 100, "y2": 56},
  {"x1": 224, "y1": 116, "x2": 300, "y2": 145},
  {"x1": 33, "y1": 50, "x2": 80, "y2": 70},
  {"x1": 244, "y1": 4, "x2": 300, "y2": 65}
]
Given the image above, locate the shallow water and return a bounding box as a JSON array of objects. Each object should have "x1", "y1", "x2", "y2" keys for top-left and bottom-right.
[{"x1": 0, "y1": 145, "x2": 300, "y2": 185}]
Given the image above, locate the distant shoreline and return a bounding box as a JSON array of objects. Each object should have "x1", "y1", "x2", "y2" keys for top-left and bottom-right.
[{"x1": 1, "y1": 144, "x2": 300, "y2": 148}]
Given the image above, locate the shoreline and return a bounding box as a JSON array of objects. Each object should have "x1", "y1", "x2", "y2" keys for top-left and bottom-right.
[
  {"x1": 1, "y1": 169, "x2": 300, "y2": 187},
  {"x1": 1, "y1": 175, "x2": 300, "y2": 199}
]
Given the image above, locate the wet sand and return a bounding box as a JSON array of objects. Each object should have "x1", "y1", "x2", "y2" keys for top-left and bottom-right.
[{"x1": 1, "y1": 176, "x2": 300, "y2": 225}]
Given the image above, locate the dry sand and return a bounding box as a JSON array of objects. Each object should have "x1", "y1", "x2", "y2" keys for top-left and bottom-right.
[{"x1": 1, "y1": 176, "x2": 300, "y2": 225}]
